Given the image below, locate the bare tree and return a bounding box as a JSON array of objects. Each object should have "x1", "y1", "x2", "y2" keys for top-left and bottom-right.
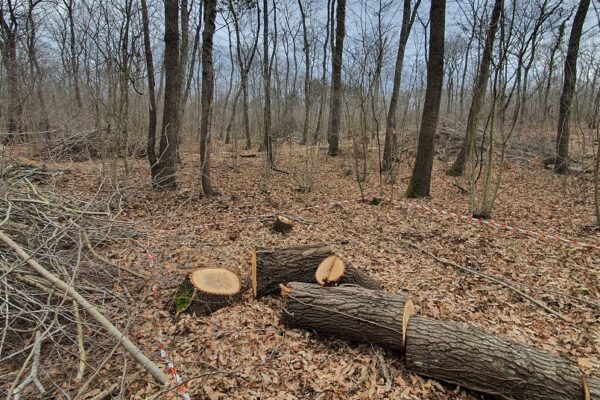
[
  {"x1": 327, "y1": 0, "x2": 346, "y2": 156},
  {"x1": 262, "y1": 0, "x2": 273, "y2": 165},
  {"x1": 140, "y1": 0, "x2": 158, "y2": 181},
  {"x1": 0, "y1": 0, "x2": 22, "y2": 136},
  {"x1": 555, "y1": 0, "x2": 590, "y2": 174},
  {"x1": 406, "y1": 0, "x2": 446, "y2": 197}
]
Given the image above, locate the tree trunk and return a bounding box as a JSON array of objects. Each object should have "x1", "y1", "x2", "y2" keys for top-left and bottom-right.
[
  {"x1": 251, "y1": 243, "x2": 334, "y2": 297},
  {"x1": 448, "y1": 0, "x2": 503, "y2": 177},
  {"x1": 298, "y1": 0, "x2": 310, "y2": 146},
  {"x1": 65, "y1": 0, "x2": 82, "y2": 110},
  {"x1": 543, "y1": 20, "x2": 566, "y2": 118},
  {"x1": 382, "y1": 0, "x2": 420, "y2": 172},
  {"x1": 555, "y1": 0, "x2": 590, "y2": 174},
  {"x1": 172, "y1": 268, "x2": 241, "y2": 316},
  {"x1": 327, "y1": 0, "x2": 346, "y2": 156},
  {"x1": 281, "y1": 282, "x2": 412, "y2": 353},
  {"x1": 262, "y1": 0, "x2": 274, "y2": 165},
  {"x1": 406, "y1": 316, "x2": 600, "y2": 400},
  {"x1": 199, "y1": 0, "x2": 217, "y2": 195},
  {"x1": 155, "y1": 0, "x2": 183, "y2": 189},
  {"x1": 406, "y1": 0, "x2": 445, "y2": 197},
  {"x1": 140, "y1": 0, "x2": 158, "y2": 181},
  {"x1": 315, "y1": 255, "x2": 382, "y2": 290}
]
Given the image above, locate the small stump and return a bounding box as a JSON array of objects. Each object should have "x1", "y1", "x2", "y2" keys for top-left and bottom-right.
[
  {"x1": 314, "y1": 255, "x2": 383, "y2": 290},
  {"x1": 173, "y1": 268, "x2": 241, "y2": 316},
  {"x1": 272, "y1": 215, "x2": 293, "y2": 234}
]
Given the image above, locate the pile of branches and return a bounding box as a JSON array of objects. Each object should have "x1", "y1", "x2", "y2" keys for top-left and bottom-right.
[
  {"x1": 44, "y1": 128, "x2": 146, "y2": 162},
  {"x1": 0, "y1": 156, "x2": 163, "y2": 398}
]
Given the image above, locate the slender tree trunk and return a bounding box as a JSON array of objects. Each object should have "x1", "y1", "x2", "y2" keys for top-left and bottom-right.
[
  {"x1": 313, "y1": 0, "x2": 332, "y2": 143},
  {"x1": 448, "y1": 0, "x2": 503, "y2": 177},
  {"x1": 543, "y1": 20, "x2": 566, "y2": 118},
  {"x1": 155, "y1": 0, "x2": 182, "y2": 189},
  {"x1": 298, "y1": 0, "x2": 310, "y2": 146},
  {"x1": 140, "y1": 0, "x2": 158, "y2": 181},
  {"x1": 327, "y1": 0, "x2": 346, "y2": 156},
  {"x1": 199, "y1": 0, "x2": 217, "y2": 195},
  {"x1": 406, "y1": 0, "x2": 446, "y2": 198},
  {"x1": 382, "y1": 0, "x2": 421, "y2": 172},
  {"x1": 26, "y1": 1, "x2": 50, "y2": 131},
  {"x1": 555, "y1": 0, "x2": 590, "y2": 174},
  {"x1": 65, "y1": 0, "x2": 82, "y2": 110},
  {"x1": 262, "y1": 0, "x2": 273, "y2": 165}
]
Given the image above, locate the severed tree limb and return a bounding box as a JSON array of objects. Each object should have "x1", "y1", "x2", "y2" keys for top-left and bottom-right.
[
  {"x1": 0, "y1": 230, "x2": 169, "y2": 385},
  {"x1": 12, "y1": 331, "x2": 45, "y2": 400},
  {"x1": 400, "y1": 239, "x2": 568, "y2": 321},
  {"x1": 73, "y1": 302, "x2": 87, "y2": 382}
]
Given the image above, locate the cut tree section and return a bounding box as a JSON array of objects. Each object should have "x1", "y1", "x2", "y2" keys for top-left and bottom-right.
[
  {"x1": 173, "y1": 268, "x2": 241, "y2": 316},
  {"x1": 405, "y1": 316, "x2": 600, "y2": 400},
  {"x1": 251, "y1": 243, "x2": 334, "y2": 297},
  {"x1": 272, "y1": 215, "x2": 293, "y2": 233},
  {"x1": 280, "y1": 282, "x2": 413, "y2": 352},
  {"x1": 315, "y1": 255, "x2": 382, "y2": 290}
]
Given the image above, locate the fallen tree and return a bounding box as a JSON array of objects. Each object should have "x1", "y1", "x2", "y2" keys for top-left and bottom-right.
[
  {"x1": 252, "y1": 244, "x2": 382, "y2": 297},
  {"x1": 173, "y1": 268, "x2": 241, "y2": 315},
  {"x1": 280, "y1": 283, "x2": 600, "y2": 400}
]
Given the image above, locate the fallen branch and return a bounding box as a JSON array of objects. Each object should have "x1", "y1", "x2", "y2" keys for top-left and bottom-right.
[
  {"x1": 400, "y1": 239, "x2": 568, "y2": 321},
  {"x1": 0, "y1": 230, "x2": 169, "y2": 385},
  {"x1": 12, "y1": 331, "x2": 45, "y2": 400}
]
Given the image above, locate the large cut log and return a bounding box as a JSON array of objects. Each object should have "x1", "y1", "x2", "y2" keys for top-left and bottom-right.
[
  {"x1": 315, "y1": 256, "x2": 382, "y2": 290},
  {"x1": 251, "y1": 243, "x2": 334, "y2": 297},
  {"x1": 405, "y1": 316, "x2": 600, "y2": 400},
  {"x1": 173, "y1": 268, "x2": 241, "y2": 316},
  {"x1": 280, "y1": 282, "x2": 413, "y2": 352}
]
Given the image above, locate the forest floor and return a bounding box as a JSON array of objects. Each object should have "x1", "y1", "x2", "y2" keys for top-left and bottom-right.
[{"x1": 6, "y1": 136, "x2": 600, "y2": 399}]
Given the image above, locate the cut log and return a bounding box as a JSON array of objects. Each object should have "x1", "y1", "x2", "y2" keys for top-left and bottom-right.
[
  {"x1": 280, "y1": 282, "x2": 413, "y2": 352},
  {"x1": 173, "y1": 268, "x2": 241, "y2": 316},
  {"x1": 251, "y1": 243, "x2": 334, "y2": 298},
  {"x1": 272, "y1": 215, "x2": 293, "y2": 233},
  {"x1": 315, "y1": 256, "x2": 382, "y2": 290},
  {"x1": 405, "y1": 316, "x2": 600, "y2": 400}
]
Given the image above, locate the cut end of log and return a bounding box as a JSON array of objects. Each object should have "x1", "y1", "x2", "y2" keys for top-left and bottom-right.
[
  {"x1": 189, "y1": 268, "x2": 240, "y2": 295},
  {"x1": 273, "y1": 215, "x2": 294, "y2": 233},
  {"x1": 315, "y1": 256, "x2": 345, "y2": 285},
  {"x1": 402, "y1": 298, "x2": 415, "y2": 350},
  {"x1": 251, "y1": 250, "x2": 257, "y2": 297}
]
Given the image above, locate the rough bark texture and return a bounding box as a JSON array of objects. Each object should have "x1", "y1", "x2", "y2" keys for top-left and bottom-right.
[
  {"x1": 316, "y1": 256, "x2": 382, "y2": 290},
  {"x1": 140, "y1": 0, "x2": 158, "y2": 180},
  {"x1": 252, "y1": 243, "x2": 334, "y2": 297},
  {"x1": 281, "y1": 283, "x2": 410, "y2": 352},
  {"x1": 327, "y1": 0, "x2": 346, "y2": 156},
  {"x1": 406, "y1": 316, "x2": 600, "y2": 400},
  {"x1": 406, "y1": 0, "x2": 445, "y2": 197},
  {"x1": 555, "y1": 0, "x2": 590, "y2": 174},
  {"x1": 173, "y1": 277, "x2": 241, "y2": 316}
]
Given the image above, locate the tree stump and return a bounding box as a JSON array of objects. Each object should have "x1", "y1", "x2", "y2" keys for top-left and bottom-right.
[
  {"x1": 272, "y1": 215, "x2": 293, "y2": 233},
  {"x1": 251, "y1": 243, "x2": 334, "y2": 297},
  {"x1": 405, "y1": 316, "x2": 600, "y2": 400},
  {"x1": 315, "y1": 255, "x2": 382, "y2": 290},
  {"x1": 280, "y1": 282, "x2": 414, "y2": 352},
  {"x1": 173, "y1": 268, "x2": 241, "y2": 316}
]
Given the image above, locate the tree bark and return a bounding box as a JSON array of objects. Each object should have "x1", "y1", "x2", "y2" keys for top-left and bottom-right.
[
  {"x1": 281, "y1": 282, "x2": 411, "y2": 353},
  {"x1": 315, "y1": 255, "x2": 382, "y2": 290},
  {"x1": 140, "y1": 0, "x2": 158, "y2": 181},
  {"x1": 199, "y1": 0, "x2": 217, "y2": 195},
  {"x1": 262, "y1": 0, "x2": 274, "y2": 165},
  {"x1": 555, "y1": 0, "x2": 590, "y2": 174},
  {"x1": 406, "y1": 0, "x2": 445, "y2": 197},
  {"x1": 327, "y1": 0, "x2": 346, "y2": 156},
  {"x1": 173, "y1": 268, "x2": 241, "y2": 316},
  {"x1": 252, "y1": 243, "x2": 334, "y2": 297},
  {"x1": 298, "y1": 0, "x2": 310, "y2": 146},
  {"x1": 448, "y1": 0, "x2": 503, "y2": 177},
  {"x1": 406, "y1": 316, "x2": 600, "y2": 400},
  {"x1": 382, "y1": 0, "x2": 420, "y2": 172}
]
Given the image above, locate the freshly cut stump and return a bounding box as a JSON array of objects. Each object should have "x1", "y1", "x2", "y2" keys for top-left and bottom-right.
[
  {"x1": 280, "y1": 282, "x2": 413, "y2": 352},
  {"x1": 173, "y1": 268, "x2": 241, "y2": 316},
  {"x1": 272, "y1": 215, "x2": 293, "y2": 233},
  {"x1": 251, "y1": 243, "x2": 334, "y2": 298},
  {"x1": 315, "y1": 256, "x2": 382, "y2": 290},
  {"x1": 406, "y1": 316, "x2": 600, "y2": 400}
]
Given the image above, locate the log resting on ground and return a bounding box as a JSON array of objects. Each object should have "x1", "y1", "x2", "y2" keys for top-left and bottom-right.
[
  {"x1": 280, "y1": 282, "x2": 412, "y2": 352},
  {"x1": 315, "y1": 255, "x2": 382, "y2": 290},
  {"x1": 406, "y1": 316, "x2": 600, "y2": 400},
  {"x1": 251, "y1": 243, "x2": 334, "y2": 297}
]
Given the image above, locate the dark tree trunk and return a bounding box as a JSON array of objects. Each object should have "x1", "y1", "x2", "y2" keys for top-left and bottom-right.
[
  {"x1": 543, "y1": 20, "x2": 566, "y2": 118},
  {"x1": 64, "y1": 0, "x2": 82, "y2": 110},
  {"x1": 298, "y1": 0, "x2": 310, "y2": 146},
  {"x1": 406, "y1": 316, "x2": 600, "y2": 400},
  {"x1": 448, "y1": 0, "x2": 503, "y2": 177},
  {"x1": 406, "y1": 0, "x2": 445, "y2": 197},
  {"x1": 327, "y1": 0, "x2": 346, "y2": 156},
  {"x1": 382, "y1": 0, "x2": 420, "y2": 172},
  {"x1": 140, "y1": 0, "x2": 158, "y2": 181},
  {"x1": 555, "y1": 0, "x2": 590, "y2": 174},
  {"x1": 155, "y1": 0, "x2": 183, "y2": 189},
  {"x1": 281, "y1": 283, "x2": 410, "y2": 353},
  {"x1": 199, "y1": 0, "x2": 217, "y2": 195},
  {"x1": 313, "y1": 0, "x2": 332, "y2": 143}
]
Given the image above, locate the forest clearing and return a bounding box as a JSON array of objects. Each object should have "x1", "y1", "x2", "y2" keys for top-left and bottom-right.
[{"x1": 1, "y1": 0, "x2": 600, "y2": 398}]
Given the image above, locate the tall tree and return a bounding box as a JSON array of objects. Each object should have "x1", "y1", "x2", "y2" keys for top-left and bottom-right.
[
  {"x1": 555, "y1": 0, "x2": 590, "y2": 174},
  {"x1": 0, "y1": 0, "x2": 21, "y2": 136},
  {"x1": 141, "y1": 0, "x2": 158, "y2": 181},
  {"x1": 298, "y1": 0, "x2": 311, "y2": 146},
  {"x1": 382, "y1": 0, "x2": 421, "y2": 172},
  {"x1": 448, "y1": 0, "x2": 503, "y2": 177},
  {"x1": 155, "y1": 0, "x2": 183, "y2": 189},
  {"x1": 199, "y1": 0, "x2": 217, "y2": 195},
  {"x1": 406, "y1": 0, "x2": 446, "y2": 197},
  {"x1": 262, "y1": 0, "x2": 273, "y2": 165},
  {"x1": 327, "y1": 0, "x2": 346, "y2": 156}
]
